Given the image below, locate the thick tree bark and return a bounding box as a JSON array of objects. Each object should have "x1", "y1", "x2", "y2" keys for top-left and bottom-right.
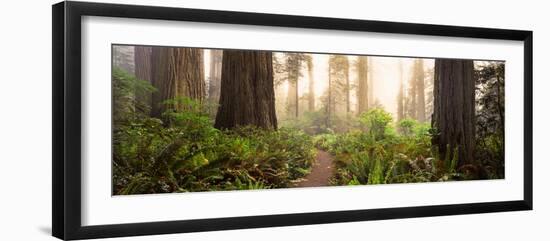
[
  {"x1": 356, "y1": 56, "x2": 369, "y2": 115},
  {"x1": 150, "y1": 47, "x2": 204, "y2": 118},
  {"x1": 416, "y1": 59, "x2": 426, "y2": 122},
  {"x1": 307, "y1": 58, "x2": 315, "y2": 111},
  {"x1": 214, "y1": 50, "x2": 277, "y2": 130},
  {"x1": 432, "y1": 59, "x2": 476, "y2": 167},
  {"x1": 135, "y1": 46, "x2": 152, "y2": 81},
  {"x1": 208, "y1": 50, "x2": 223, "y2": 103}
]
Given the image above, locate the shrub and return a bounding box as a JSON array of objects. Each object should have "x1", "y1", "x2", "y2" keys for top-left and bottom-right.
[
  {"x1": 113, "y1": 103, "x2": 316, "y2": 194},
  {"x1": 397, "y1": 118, "x2": 417, "y2": 137},
  {"x1": 359, "y1": 108, "x2": 393, "y2": 140}
]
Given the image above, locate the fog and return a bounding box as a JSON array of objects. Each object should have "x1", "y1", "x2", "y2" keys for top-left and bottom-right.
[{"x1": 205, "y1": 50, "x2": 435, "y2": 120}]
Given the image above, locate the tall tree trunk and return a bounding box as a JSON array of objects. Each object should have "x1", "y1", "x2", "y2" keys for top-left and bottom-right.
[
  {"x1": 134, "y1": 46, "x2": 152, "y2": 113},
  {"x1": 326, "y1": 60, "x2": 332, "y2": 127},
  {"x1": 208, "y1": 50, "x2": 223, "y2": 103},
  {"x1": 345, "y1": 60, "x2": 351, "y2": 116},
  {"x1": 432, "y1": 59, "x2": 476, "y2": 167},
  {"x1": 113, "y1": 45, "x2": 135, "y2": 74},
  {"x1": 407, "y1": 63, "x2": 417, "y2": 119},
  {"x1": 214, "y1": 50, "x2": 277, "y2": 130},
  {"x1": 356, "y1": 56, "x2": 369, "y2": 115},
  {"x1": 397, "y1": 60, "x2": 404, "y2": 122},
  {"x1": 286, "y1": 54, "x2": 300, "y2": 118},
  {"x1": 416, "y1": 59, "x2": 426, "y2": 122},
  {"x1": 307, "y1": 58, "x2": 315, "y2": 111},
  {"x1": 496, "y1": 69, "x2": 505, "y2": 135},
  {"x1": 151, "y1": 47, "x2": 204, "y2": 118},
  {"x1": 287, "y1": 74, "x2": 298, "y2": 118},
  {"x1": 367, "y1": 58, "x2": 374, "y2": 109}
]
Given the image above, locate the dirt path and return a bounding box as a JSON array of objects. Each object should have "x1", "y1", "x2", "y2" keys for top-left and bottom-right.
[{"x1": 295, "y1": 149, "x2": 334, "y2": 187}]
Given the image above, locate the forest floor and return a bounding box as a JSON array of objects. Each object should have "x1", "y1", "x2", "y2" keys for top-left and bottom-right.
[{"x1": 295, "y1": 149, "x2": 334, "y2": 187}]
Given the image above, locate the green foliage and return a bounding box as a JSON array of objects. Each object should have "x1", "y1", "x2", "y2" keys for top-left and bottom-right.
[
  {"x1": 475, "y1": 62, "x2": 505, "y2": 178},
  {"x1": 282, "y1": 110, "x2": 331, "y2": 134},
  {"x1": 323, "y1": 114, "x2": 474, "y2": 185},
  {"x1": 112, "y1": 66, "x2": 503, "y2": 193},
  {"x1": 312, "y1": 133, "x2": 337, "y2": 150},
  {"x1": 112, "y1": 67, "x2": 156, "y2": 122},
  {"x1": 112, "y1": 68, "x2": 315, "y2": 194},
  {"x1": 397, "y1": 118, "x2": 417, "y2": 136},
  {"x1": 359, "y1": 108, "x2": 393, "y2": 140},
  {"x1": 113, "y1": 96, "x2": 316, "y2": 194}
]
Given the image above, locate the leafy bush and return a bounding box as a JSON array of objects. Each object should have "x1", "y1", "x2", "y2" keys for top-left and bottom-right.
[
  {"x1": 324, "y1": 117, "x2": 471, "y2": 186},
  {"x1": 113, "y1": 105, "x2": 316, "y2": 194},
  {"x1": 359, "y1": 108, "x2": 393, "y2": 140},
  {"x1": 313, "y1": 133, "x2": 337, "y2": 150},
  {"x1": 112, "y1": 67, "x2": 156, "y2": 122},
  {"x1": 397, "y1": 118, "x2": 417, "y2": 137}
]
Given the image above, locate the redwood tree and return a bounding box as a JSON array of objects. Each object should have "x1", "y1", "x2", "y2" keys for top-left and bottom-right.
[
  {"x1": 356, "y1": 56, "x2": 369, "y2": 115},
  {"x1": 396, "y1": 60, "x2": 404, "y2": 122},
  {"x1": 407, "y1": 67, "x2": 417, "y2": 119},
  {"x1": 208, "y1": 50, "x2": 223, "y2": 103},
  {"x1": 135, "y1": 46, "x2": 152, "y2": 81},
  {"x1": 284, "y1": 53, "x2": 309, "y2": 118},
  {"x1": 367, "y1": 59, "x2": 374, "y2": 109},
  {"x1": 150, "y1": 47, "x2": 204, "y2": 117},
  {"x1": 328, "y1": 55, "x2": 350, "y2": 116},
  {"x1": 134, "y1": 46, "x2": 152, "y2": 113},
  {"x1": 415, "y1": 59, "x2": 426, "y2": 122},
  {"x1": 286, "y1": 54, "x2": 301, "y2": 118},
  {"x1": 306, "y1": 55, "x2": 315, "y2": 111},
  {"x1": 432, "y1": 59, "x2": 476, "y2": 166},
  {"x1": 214, "y1": 50, "x2": 277, "y2": 130}
]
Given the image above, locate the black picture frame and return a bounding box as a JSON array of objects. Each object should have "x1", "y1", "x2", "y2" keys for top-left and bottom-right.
[{"x1": 52, "y1": 1, "x2": 533, "y2": 240}]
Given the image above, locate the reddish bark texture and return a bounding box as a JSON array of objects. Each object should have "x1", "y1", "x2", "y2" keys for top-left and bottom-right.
[
  {"x1": 432, "y1": 59, "x2": 476, "y2": 166},
  {"x1": 214, "y1": 50, "x2": 277, "y2": 130},
  {"x1": 150, "y1": 47, "x2": 204, "y2": 117}
]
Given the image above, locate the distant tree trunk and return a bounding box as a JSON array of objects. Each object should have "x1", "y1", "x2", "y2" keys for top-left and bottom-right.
[
  {"x1": 367, "y1": 59, "x2": 374, "y2": 109},
  {"x1": 410, "y1": 77, "x2": 417, "y2": 119},
  {"x1": 150, "y1": 47, "x2": 204, "y2": 118},
  {"x1": 345, "y1": 60, "x2": 351, "y2": 116},
  {"x1": 307, "y1": 58, "x2": 315, "y2": 111},
  {"x1": 214, "y1": 50, "x2": 277, "y2": 130},
  {"x1": 416, "y1": 59, "x2": 426, "y2": 122},
  {"x1": 356, "y1": 56, "x2": 369, "y2": 115},
  {"x1": 113, "y1": 45, "x2": 135, "y2": 74},
  {"x1": 295, "y1": 83, "x2": 299, "y2": 117},
  {"x1": 287, "y1": 74, "x2": 299, "y2": 118},
  {"x1": 134, "y1": 46, "x2": 152, "y2": 113},
  {"x1": 285, "y1": 54, "x2": 301, "y2": 118},
  {"x1": 326, "y1": 61, "x2": 332, "y2": 127},
  {"x1": 432, "y1": 59, "x2": 476, "y2": 167},
  {"x1": 208, "y1": 50, "x2": 223, "y2": 103},
  {"x1": 425, "y1": 66, "x2": 435, "y2": 121},
  {"x1": 397, "y1": 60, "x2": 404, "y2": 122},
  {"x1": 496, "y1": 69, "x2": 505, "y2": 133}
]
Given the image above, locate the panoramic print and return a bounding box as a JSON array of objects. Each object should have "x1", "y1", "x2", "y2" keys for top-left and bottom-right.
[{"x1": 111, "y1": 45, "x2": 505, "y2": 195}]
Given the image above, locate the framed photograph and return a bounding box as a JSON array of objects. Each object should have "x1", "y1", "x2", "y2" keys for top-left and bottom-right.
[{"x1": 52, "y1": 1, "x2": 533, "y2": 240}]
